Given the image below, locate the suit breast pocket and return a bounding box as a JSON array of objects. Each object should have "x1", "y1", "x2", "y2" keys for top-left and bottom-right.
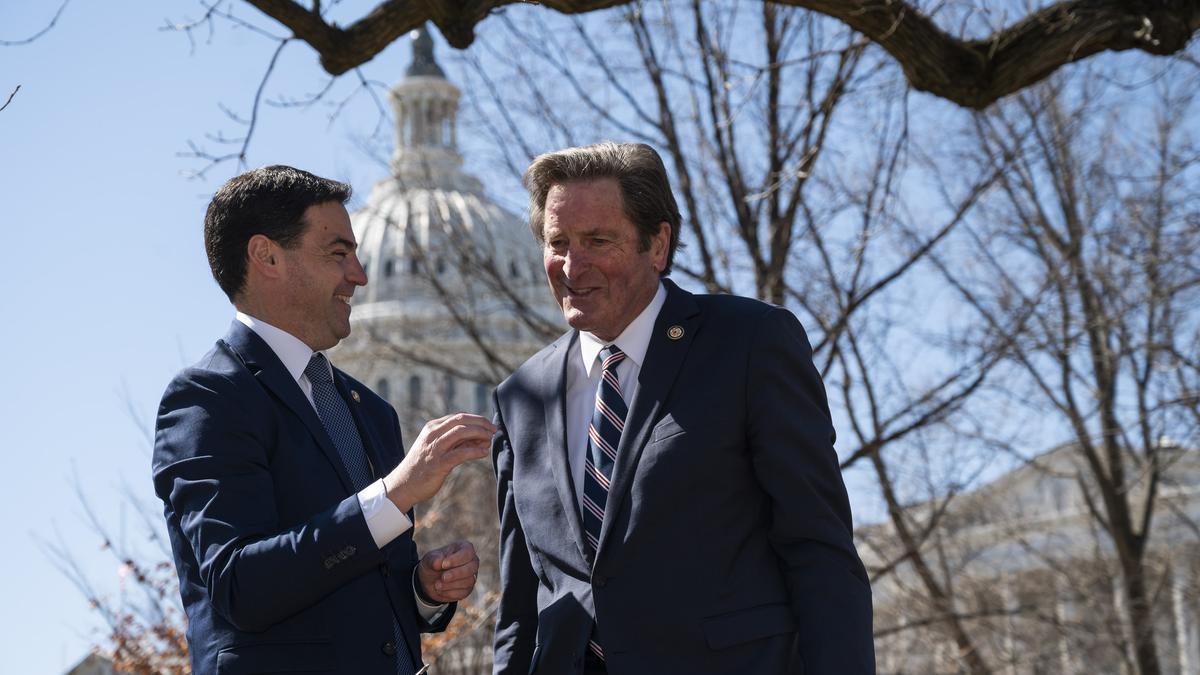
[
  {"x1": 651, "y1": 415, "x2": 687, "y2": 444},
  {"x1": 216, "y1": 641, "x2": 336, "y2": 673}
]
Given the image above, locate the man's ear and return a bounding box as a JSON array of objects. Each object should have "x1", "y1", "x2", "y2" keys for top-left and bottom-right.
[
  {"x1": 247, "y1": 234, "x2": 284, "y2": 280},
  {"x1": 651, "y1": 221, "x2": 670, "y2": 272}
]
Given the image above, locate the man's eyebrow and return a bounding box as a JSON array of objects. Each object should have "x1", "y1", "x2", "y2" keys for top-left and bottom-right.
[
  {"x1": 325, "y1": 236, "x2": 358, "y2": 251},
  {"x1": 546, "y1": 227, "x2": 612, "y2": 238}
]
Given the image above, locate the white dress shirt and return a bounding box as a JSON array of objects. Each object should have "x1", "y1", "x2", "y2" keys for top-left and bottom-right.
[
  {"x1": 235, "y1": 312, "x2": 444, "y2": 618},
  {"x1": 564, "y1": 283, "x2": 667, "y2": 509}
]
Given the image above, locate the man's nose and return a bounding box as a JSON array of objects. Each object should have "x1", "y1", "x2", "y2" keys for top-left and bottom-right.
[
  {"x1": 348, "y1": 253, "x2": 368, "y2": 286},
  {"x1": 561, "y1": 248, "x2": 589, "y2": 278}
]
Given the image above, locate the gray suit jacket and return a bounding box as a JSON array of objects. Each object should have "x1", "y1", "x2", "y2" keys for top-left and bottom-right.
[{"x1": 492, "y1": 280, "x2": 874, "y2": 674}]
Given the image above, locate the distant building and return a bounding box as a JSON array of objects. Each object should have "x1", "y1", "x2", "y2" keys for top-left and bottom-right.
[
  {"x1": 64, "y1": 652, "x2": 115, "y2": 675},
  {"x1": 332, "y1": 27, "x2": 552, "y2": 434},
  {"x1": 862, "y1": 442, "x2": 1200, "y2": 674}
]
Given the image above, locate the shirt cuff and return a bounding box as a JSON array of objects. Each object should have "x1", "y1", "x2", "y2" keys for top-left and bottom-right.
[
  {"x1": 357, "y1": 478, "x2": 412, "y2": 549},
  {"x1": 412, "y1": 568, "x2": 450, "y2": 622}
]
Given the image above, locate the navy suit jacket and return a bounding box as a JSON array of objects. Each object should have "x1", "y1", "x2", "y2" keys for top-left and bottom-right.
[
  {"x1": 492, "y1": 280, "x2": 874, "y2": 674},
  {"x1": 153, "y1": 321, "x2": 453, "y2": 675}
]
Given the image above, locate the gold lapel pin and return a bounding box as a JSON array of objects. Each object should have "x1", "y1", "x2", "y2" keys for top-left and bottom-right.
[
  {"x1": 667, "y1": 325, "x2": 685, "y2": 340},
  {"x1": 350, "y1": 390, "x2": 361, "y2": 403}
]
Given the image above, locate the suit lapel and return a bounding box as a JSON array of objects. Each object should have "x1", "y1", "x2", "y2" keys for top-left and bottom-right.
[
  {"x1": 542, "y1": 331, "x2": 591, "y2": 565},
  {"x1": 334, "y1": 370, "x2": 392, "y2": 479},
  {"x1": 223, "y1": 321, "x2": 356, "y2": 494},
  {"x1": 597, "y1": 282, "x2": 700, "y2": 559}
]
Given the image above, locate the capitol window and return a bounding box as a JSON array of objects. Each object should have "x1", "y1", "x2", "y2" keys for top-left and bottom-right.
[{"x1": 408, "y1": 375, "x2": 422, "y2": 413}]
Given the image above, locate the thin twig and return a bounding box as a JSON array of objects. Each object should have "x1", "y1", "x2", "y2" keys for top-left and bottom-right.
[{"x1": 0, "y1": 85, "x2": 19, "y2": 112}]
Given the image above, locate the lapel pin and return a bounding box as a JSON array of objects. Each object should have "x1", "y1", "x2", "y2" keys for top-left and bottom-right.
[
  {"x1": 350, "y1": 390, "x2": 361, "y2": 403},
  {"x1": 667, "y1": 325, "x2": 684, "y2": 340}
]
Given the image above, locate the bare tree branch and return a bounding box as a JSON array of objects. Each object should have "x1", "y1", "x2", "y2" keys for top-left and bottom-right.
[
  {"x1": 239, "y1": 0, "x2": 1200, "y2": 109},
  {"x1": 0, "y1": 0, "x2": 71, "y2": 46}
]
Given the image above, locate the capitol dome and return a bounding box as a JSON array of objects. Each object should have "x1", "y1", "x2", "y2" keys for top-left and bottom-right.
[{"x1": 333, "y1": 27, "x2": 556, "y2": 430}]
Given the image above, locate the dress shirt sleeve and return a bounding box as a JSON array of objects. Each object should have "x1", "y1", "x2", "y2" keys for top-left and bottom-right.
[{"x1": 357, "y1": 478, "x2": 413, "y2": 548}]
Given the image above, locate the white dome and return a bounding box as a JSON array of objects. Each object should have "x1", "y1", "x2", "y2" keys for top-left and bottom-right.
[
  {"x1": 332, "y1": 26, "x2": 556, "y2": 425},
  {"x1": 345, "y1": 26, "x2": 547, "y2": 326},
  {"x1": 351, "y1": 179, "x2": 543, "y2": 315}
]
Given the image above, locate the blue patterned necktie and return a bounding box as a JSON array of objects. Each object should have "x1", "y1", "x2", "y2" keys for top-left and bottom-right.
[
  {"x1": 581, "y1": 345, "x2": 628, "y2": 662},
  {"x1": 304, "y1": 353, "x2": 417, "y2": 675}
]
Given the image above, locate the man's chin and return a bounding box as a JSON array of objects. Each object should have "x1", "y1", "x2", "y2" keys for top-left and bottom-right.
[{"x1": 562, "y1": 308, "x2": 591, "y2": 331}]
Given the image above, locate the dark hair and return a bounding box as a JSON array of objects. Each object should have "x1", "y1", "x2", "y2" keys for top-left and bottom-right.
[
  {"x1": 523, "y1": 142, "x2": 682, "y2": 275},
  {"x1": 204, "y1": 165, "x2": 352, "y2": 301}
]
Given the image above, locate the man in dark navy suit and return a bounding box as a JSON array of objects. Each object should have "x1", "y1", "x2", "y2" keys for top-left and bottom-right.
[
  {"x1": 491, "y1": 143, "x2": 874, "y2": 674},
  {"x1": 154, "y1": 165, "x2": 495, "y2": 674}
]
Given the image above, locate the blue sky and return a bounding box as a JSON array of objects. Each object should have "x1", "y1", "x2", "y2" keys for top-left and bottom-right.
[{"x1": 0, "y1": 2, "x2": 476, "y2": 671}]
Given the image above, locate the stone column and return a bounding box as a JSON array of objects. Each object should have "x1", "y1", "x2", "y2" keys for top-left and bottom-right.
[
  {"x1": 1053, "y1": 573, "x2": 1075, "y2": 673},
  {"x1": 1172, "y1": 557, "x2": 1198, "y2": 675},
  {"x1": 1001, "y1": 574, "x2": 1018, "y2": 675}
]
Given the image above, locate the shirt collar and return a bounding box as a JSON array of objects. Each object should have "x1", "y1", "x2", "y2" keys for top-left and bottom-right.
[
  {"x1": 579, "y1": 282, "x2": 667, "y2": 377},
  {"x1": 235, "y1": 311, "x2": 329, "y2": 384}
]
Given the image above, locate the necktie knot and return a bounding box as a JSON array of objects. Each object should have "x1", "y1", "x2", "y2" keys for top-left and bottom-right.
[
  {"x1": 600, "y1": 345, "x2": 625, "y2": 372},
  {"x1": 305, "y1": 353, "x2": 332, "y2": 384}
]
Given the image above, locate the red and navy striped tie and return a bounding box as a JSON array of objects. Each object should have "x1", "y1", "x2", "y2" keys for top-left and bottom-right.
[{"x1": 582, "y1": 345, "x2": 627, "y2": 662}]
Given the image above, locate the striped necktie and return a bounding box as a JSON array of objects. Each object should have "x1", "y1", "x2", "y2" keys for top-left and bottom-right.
[
  {"x1": 581, "y1": 345, "x2": 627, "y2": 663},
  {"x1": 305, "y1": 354, "x2": 417, "y2": 675}
]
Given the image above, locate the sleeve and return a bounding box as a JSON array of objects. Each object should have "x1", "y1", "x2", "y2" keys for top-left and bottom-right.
[
  {"x1": 152, "y1": 370, "x2": 386, "y2": 633},
  {"x1": 358, "y1": 478, "x2": 413, "y2": 548},
  {"x1": 746, "y1": 307, "x2": 876, "y2": 673},
  {"x1": 491, "y1": 390, "x2": 540, "y2": 675}
]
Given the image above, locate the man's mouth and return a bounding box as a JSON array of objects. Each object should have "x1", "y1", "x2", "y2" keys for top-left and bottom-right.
[
  {"x1": 335, "y1": 294, "x2": 352, "y2": 305},
  {"x1": 563, "y1": 283, "x2": 599, "y2": 298}
]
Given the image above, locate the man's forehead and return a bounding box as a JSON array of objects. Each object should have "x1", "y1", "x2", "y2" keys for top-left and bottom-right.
[
  {"x1": 301, "y1": 202, "x2": 356, "y2": 244},
  {"x1": 547, "y1": 177, "x2": 619, "y2": 196}
]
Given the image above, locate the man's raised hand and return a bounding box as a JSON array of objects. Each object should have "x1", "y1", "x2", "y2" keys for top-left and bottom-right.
[{"x1": 383, "y1": 412, "x2": 495, "y2": 512}]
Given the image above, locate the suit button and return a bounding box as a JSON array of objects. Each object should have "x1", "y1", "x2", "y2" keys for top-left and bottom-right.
[{"x1": 381, "y1": 640, "x2": 397, "y2": 656}]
